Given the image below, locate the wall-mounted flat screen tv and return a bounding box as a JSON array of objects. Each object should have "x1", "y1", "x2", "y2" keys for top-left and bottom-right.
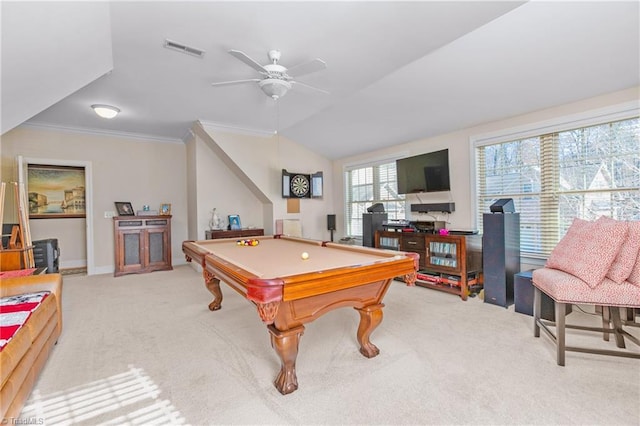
[{"x1": 396, "y1": 149, "x2": 451, "y2": 194}]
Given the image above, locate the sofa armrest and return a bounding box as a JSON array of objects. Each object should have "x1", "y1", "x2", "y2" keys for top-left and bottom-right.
[{"x1": 0, "y1": 273, "x2": 63, "y2": 333}]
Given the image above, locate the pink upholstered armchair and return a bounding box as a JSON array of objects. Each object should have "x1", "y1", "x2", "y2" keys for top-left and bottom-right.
[{"x1": 532, "y1": 217, "x2": 640, "y2": 365}]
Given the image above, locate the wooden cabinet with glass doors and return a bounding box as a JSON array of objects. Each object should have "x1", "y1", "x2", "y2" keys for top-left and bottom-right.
[
  {"x1": 375, "y1": 231, "x2": 483, "y2": 300},
  {"x1": 113, "y1": 216, "x2": 172, "y2": 277}
]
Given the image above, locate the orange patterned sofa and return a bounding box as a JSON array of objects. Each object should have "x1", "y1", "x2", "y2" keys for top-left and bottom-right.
[{"x1": 0, "y1": 273, "x2": 63, "y2": 421}]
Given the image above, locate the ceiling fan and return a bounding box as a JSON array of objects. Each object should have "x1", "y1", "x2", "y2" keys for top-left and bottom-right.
[{"x1": 211, "y1": 49, "x2": 328, "y2": 100}]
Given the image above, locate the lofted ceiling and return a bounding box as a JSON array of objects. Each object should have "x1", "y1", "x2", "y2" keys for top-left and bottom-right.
[{"x1": 2, "y1": 1, "x2": 639, "y2": 160}]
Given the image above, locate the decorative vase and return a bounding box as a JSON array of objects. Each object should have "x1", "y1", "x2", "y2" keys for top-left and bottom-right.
[{"x1": 210, "y1": 208, "x2": 224, "y2": 230}]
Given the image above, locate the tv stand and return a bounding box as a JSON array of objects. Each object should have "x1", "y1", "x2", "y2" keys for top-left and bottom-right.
[{"x1": 375, "y1": 230, "x2": 483, "y2": 300}]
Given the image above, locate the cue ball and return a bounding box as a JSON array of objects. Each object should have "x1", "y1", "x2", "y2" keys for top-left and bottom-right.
[{"x1": 301, "y1": 252, "x2": 309, "y2": 260}]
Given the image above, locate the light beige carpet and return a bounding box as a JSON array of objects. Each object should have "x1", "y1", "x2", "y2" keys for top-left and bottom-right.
[{"x1": 20, "y1": 265, "x2": 640, "y2": 425}]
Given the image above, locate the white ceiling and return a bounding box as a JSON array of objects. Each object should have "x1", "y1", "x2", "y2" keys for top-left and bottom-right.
[{"x1": 3, "y1": 1, "x2": 639, "y2": 160}]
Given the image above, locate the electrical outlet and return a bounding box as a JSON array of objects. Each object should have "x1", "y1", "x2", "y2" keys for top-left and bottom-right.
[{"x1": 104, "y1": 211, "x2": 116, "y2": 219}]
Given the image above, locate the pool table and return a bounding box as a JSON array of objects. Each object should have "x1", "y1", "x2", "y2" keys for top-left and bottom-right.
[{"x1": 183, "y1": 235, "x2": 418, "y2": 394}]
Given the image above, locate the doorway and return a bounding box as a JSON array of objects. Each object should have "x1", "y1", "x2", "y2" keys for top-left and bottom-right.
[{"x1": 18, "y1": 156, "x2": 95, "y2": 274}]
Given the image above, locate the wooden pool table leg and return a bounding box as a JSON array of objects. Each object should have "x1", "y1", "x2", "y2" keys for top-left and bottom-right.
[
  {"x1": 355, "y1": 303, "x2": 384, "y2": 358},
  {"x1": 203, "y1": 270, "x2": 223, "y2": 311},
  {"x1": 268, "y1": 324, "x2": 305, "y2": 395}
]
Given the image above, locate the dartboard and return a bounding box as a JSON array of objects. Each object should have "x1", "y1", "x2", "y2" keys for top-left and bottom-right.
[{"x1": 290, "y1": 174, "x2": 310, "y2": 197}]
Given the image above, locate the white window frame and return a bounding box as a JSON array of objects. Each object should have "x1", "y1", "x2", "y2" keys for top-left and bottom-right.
[
  {"x1": 470, "y1": 101, "x2": 639, "y2": 263},
  {"x1": 343, "y1": 154, "x2": 406, "y2": 240}
]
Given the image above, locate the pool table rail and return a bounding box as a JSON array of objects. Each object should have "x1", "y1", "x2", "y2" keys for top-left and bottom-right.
[{"x1": 279, "y1": 255, "x2": 417, "y2": 301}]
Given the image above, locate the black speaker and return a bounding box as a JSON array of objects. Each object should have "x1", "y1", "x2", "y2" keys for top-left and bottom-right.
[
  {"x1": 490, "y1": 198, "x2": 515, "y2": 213},
  {"x1": 362, "y1": 213, "x2": 387, "y2": 247},
  {"x1": 410, "y1": 203, "x2": 456, "y2": 213},
  {"x1": 483, "y1": 213, "x2": 520, "y2": 307},
  {"x1": 327, "y1": 214, "x2": 336, "y2": 231},
  {"x1": 367, "y1": 203, "x2": 385, "y2": 213}
]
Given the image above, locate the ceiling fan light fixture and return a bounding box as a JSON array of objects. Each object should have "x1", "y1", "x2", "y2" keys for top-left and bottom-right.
[
  {"x1": 91, "y1": 104, "x2": 120, "y2": 119},
  {"x1": 259, "y1": 79, "x2": 291, "y2": 100}
]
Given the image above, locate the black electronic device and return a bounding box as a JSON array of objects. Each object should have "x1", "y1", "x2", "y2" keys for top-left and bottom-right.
[
  {"x1": 412, "y1": 221, "x2": 446, "y2": 233},
  {"x1": 448, "y1": 229, "x2": 479, "y2": 235},
  {"x1": 483, "y1": 213, "x2": 521, "y2": 308},
  {"x1": 327, "y1": 214, "x2": 336, "y2": 242},
  {"x1": 396, "y1": 149, "x2": 450, "y2": 194},
  {"x1": 367, "y1": 203, "x2": 385, "y2": 213},
  {"x1": 382, "y1": 219, "x2": 412, "y2": 231},
  {"x1": 490, "y1": 198, "x2": 515, "y2": 213},
  {"x1": 363, "y1": 213, "x2": 387, "y2": 247},
  {"x1": 327, "y1": 214, "x2": 336, "y2": 231},
  {"x1": 410, "y1": 202, "x2": 455, "y2": 213},
  {"x1": 33, "y1": 238, "x2": 60, "y2": 273}
]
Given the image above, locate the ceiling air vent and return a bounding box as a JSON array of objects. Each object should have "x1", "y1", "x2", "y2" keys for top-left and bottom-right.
[{"x1": 163, "y1": 39, "x2": 205, "y2": 58}]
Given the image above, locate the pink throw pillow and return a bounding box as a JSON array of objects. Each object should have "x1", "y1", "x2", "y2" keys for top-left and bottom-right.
[
  {"x1": 546, "y1": 217, "x2": 628, "y2": 288},
  {"x1": 601, "y1": 218, "x2": 640, "y2": 283},
  {"x1": 627, "y1": 231, "x2": 640, "y2": 287}
]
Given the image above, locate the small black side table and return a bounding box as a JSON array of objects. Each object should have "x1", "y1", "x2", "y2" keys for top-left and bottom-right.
[{"x1": 514, "y1": 270, "x2": 571, "y2": 321}]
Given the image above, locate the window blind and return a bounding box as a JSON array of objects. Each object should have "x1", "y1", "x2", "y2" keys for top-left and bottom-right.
[
  {"x1": 476, "y1": 117, "x2": 639, "y2": 258},
  {"x1": 344, "y1": 161, "x2": 405, "y2": 237}
]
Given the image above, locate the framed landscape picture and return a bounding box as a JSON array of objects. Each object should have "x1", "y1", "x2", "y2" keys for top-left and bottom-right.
[{"x1": 27, "y1": 164, "x2": 86, "y2": 219}]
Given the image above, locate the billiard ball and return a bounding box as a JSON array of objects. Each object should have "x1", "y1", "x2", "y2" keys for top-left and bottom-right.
[{"x1": 301, "y1": 252, "x2": 309, "y2": 260}]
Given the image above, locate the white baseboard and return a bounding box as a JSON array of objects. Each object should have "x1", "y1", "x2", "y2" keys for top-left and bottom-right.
[
  {"x1": 91, "y1": 265, "x2": 114, "y2": 275},
  {"x1": 88, "y1": 258, "x2": 189, "y2": 276},
  {"x1": 59, "y1": 259, "x2": 87, "y2": 269}
]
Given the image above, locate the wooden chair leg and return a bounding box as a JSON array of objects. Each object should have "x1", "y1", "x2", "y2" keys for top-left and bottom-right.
[
  {"x1": 610, "y1": 307, "x2": 626, "y2": 349},
  {"x1": 533, "y1": 286, "x2": 541, "y2": 338},
  {"x1": 555, "y1": 301, "x2": 566, "y2": 366},
  {"x1": 602, "y1": 306, "x2": 611, "y2": 342}
]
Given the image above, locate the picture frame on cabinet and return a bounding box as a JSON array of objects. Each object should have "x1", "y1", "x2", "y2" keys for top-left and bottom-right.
[
  {"x1": 115, "y1": 201, "x2": 135, "y2": 216},
  {"x1": 160, "y1": 203, "x2": 171, "y2": 215},
  {"x1": 228, "y1": 214, "x2": 241, "y2": 230}
]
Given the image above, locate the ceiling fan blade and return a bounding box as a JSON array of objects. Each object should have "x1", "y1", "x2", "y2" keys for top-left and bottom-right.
[
  {"x1": 228, "y1": 50, "x2": 268, "y2": 74},
  {"x1": 211, "y1": 79, "x2": 260, "y2": 87},
  {"x1": 287, "y1": 58, "x2": 326, "y2": 77},
  {"x1": 291, "y1": 80, "x2": 330, "y2": 94}
]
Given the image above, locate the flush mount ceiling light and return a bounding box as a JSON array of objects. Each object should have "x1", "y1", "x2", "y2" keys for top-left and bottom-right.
[{"x1": 91, "y1": 104, "x2": 120, "y2": 119}]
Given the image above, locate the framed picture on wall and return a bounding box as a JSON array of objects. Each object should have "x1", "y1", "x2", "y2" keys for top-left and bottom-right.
[
  {"x1": 160, "y1": 203, "x2": 171, "y2": 215},
  {"x1": 228, "y1": 215, "x2": 241, "y2": 230},
  {"x1": 27, "y1": 164, "x2": 86, "y2": 219}
]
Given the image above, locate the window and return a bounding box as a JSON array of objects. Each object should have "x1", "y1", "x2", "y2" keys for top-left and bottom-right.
[
  {"x1": 475, "y1": 116, "x2": 639, "y2": 258},
  {"x1": 344, "y1": 161, "x2": 405, "y2": 237}
]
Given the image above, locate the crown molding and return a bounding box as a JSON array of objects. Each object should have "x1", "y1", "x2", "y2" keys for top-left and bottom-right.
[
  {"x1": 198, "y1": 120, "x2": 275, "y2": 138},
  {"x1": 22, "y1": 121, "x2": 184, "y2": 144}
]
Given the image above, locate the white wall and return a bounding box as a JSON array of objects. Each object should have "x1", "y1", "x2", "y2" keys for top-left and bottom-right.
[
  {"x1": 1, "y1": 126, "x2": 188, "y2": 273},
  {"x1": 332, "y1": 86, "x2": 640, "y2": 240},
  {"x1": 198, "y1": 123, "x2": 335, "y2": 241},
  {"x1": 189, "y1": 133, "x2": 265, "y2": 240}
]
